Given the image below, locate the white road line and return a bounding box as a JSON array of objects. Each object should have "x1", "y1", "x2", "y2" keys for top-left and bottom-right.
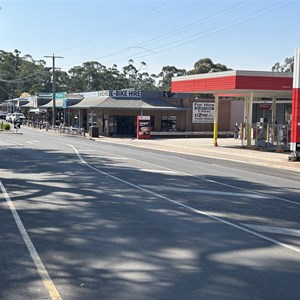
[
  {"x1": 79, "y1": 145, "x2": 300, "y2": 207},
  {"x1": 70, "y1": 145, "x2": 300, "y2": 255},
  {"x1": 139, "y1": 169, "x2": 179, "y2": 175},
  {"x1": 241, "y1": 224, "x2": 300, "y2": 237},
  {"x1": 140, "y1": 185, "x2": 268, "y2": 199},
  {"x1": 2, "y1": 138, "x2": 24, "y2": 146},
  {"x1": 0, "y1": 180, "x2": 62, "y2": 300},
  {"x1": 26, "y1": 130, "x2": 297, "y2": 207},
  {"x1": 89, "y1": 155, "x2": 128, "y2": 160}
]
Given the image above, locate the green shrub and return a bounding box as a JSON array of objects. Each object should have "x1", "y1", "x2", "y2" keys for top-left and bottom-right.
[
  {"x1": 5, "y1": 123, "x2": 10, "y2": 130},
  {"x1": 1, "y1": 122, "x2": 11, "y2": 130}
]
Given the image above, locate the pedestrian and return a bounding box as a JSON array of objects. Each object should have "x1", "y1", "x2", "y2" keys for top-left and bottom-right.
[{"x1": 234, "y1": 123, "x2": 239, "y2": 139}]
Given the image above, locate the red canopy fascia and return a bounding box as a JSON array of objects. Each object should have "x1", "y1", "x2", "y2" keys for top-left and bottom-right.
[{"x1": 171, "y1": 70, "x2": 293, "y2": 96}]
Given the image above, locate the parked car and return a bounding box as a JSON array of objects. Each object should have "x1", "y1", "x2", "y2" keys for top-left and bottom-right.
[
  {"x1": 10, "y1": 112, "x2": 26, "y2": 124},
  {"x1": 0, "y1": 111, "x2": 7, "y2": 120}
]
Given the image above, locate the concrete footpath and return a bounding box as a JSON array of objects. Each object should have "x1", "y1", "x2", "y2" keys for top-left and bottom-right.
[{"x1": 93, "y1": 136, "x2": 300, "y2": 174}]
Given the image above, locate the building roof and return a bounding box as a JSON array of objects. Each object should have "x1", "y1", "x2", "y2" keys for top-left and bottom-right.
[
  {"x1": 40, "y1": 98, "x2": 82, "y2": 108},
  {"x1": 171, "y1": 70, "x2": 293, "y2": 98},
  {"x1": 70, "y1": 97, "x2": 108, "y2": 108},
  {"x1": 93, "y1": 97, "x2": 188, "y2": 110},
  {"x1": 68, "y1": 96, "x2": 188, "y2": 111}
]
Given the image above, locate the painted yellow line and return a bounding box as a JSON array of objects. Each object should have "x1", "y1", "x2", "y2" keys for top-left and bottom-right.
[{"x1": 0, "y1": 180, "x2": 62, "y2": 300}]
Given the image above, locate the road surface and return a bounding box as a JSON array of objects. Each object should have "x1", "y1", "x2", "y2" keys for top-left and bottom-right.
[{"x1": 1, "y1": 127, "x2": 300, "y2": 300}]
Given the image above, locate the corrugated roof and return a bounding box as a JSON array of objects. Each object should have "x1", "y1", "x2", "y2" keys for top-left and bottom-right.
[
  {"x1": 93, "y1": 97, "x2": 188, "y2": 110},
  {"x1": 21, "y1": 101, "x2": 33, "y2": 108},
  {"x1": 70, "y1": 97, "x2": 108, "y2": 108},
  {"x1": 40, "y1": 99, "x2": 64, "y2": 108},
  {"x1": 40, "y1": 98, "x2": 83, "y2": 108}
]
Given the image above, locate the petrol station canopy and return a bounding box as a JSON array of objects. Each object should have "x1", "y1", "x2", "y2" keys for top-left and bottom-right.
[{"x1": 171, "y1": 70, "x2": 293, "y2": 98}]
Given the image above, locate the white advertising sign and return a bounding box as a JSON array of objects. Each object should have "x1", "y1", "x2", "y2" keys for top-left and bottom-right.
[{"x1": 192, "y1": 102, "x2": 214, "y2": 123}]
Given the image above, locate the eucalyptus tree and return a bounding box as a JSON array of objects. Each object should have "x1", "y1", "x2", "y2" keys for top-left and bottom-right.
[
  {"x1": 158, "y1": 65, "x2": 186, "y2": 91},
  {"x1": 187, "y1": 58, "x2": 230, "y2": 75},
  {"x1": 0, "y1": 50, "x2": 51, "y2": 100},
  {"x1": 137, "y1": 72, "x2": 158, "y2": 91},
  {"x1": 68, "y1": 65, "x2": 86, "y2": 92},
  {"x1": 122, "y1": 59, "x2": 147, "y2": 89},
  {"x1": 272, "y1": 57, "x2": 294, "y2": 72},
  {"x1": 103, "y1": 64, "x2": 129, "y2": 90}
]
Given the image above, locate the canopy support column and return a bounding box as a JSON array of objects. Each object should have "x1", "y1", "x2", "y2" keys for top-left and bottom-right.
[
  {"x1": 246, "y1": 92, "x2": 253, "y2": 147},
  {"x1": 272, "y1": 97, "x2": 277, "y2": 143},
  {"x1": 272, "y1": 97, "x2": 277, "y2": 124},
  {"x1": 185, "y1": 110, "x2": 189, "y2": 131},
  {"x1": 213, "y1": 93, "x2": 219, "y2": 146}
]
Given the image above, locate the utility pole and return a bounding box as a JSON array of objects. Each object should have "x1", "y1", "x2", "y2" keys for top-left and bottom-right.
[{"x1": 44, "y1": 54, "x2": 63, "y2": 127}]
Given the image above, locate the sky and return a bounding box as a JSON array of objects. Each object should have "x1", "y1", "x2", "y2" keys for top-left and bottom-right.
[{"x1": 0, "y1": 0, "x2": 299, "y2": 76}]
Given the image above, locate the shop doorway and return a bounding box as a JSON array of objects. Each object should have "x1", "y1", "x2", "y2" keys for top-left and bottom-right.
[{"x1": 110, "y1": 116, "x2": 136, "y2": 136}]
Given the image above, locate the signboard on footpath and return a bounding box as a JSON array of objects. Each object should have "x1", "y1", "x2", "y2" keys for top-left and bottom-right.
[
  {"x1": 192, "y1": 102, "x2": 214, "y2": 123},
  {"x1": 137, "y1": 115, "x2": 151, "y2": 139}
]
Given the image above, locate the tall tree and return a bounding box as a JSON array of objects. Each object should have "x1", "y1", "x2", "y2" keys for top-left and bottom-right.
[
  {"x1": 123, "y1": 59, "x2": 147, "y2": 89},
  {"x1": 0, "y1": 50, "x2": 51, "y2": 101},
  {"x1": 272, "y1": 57, "x2": 294, "y2": 72},
  {"x1": 158, "y1": 66, "x2": 186, "y2": 91},
  {"x1": 187, "y1": 58, "x2": 230, "y2": 75}
]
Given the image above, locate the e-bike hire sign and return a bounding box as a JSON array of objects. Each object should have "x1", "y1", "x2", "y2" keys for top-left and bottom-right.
[{"x1": 110, "y1": 90, "x2": 142, "y2": 98}]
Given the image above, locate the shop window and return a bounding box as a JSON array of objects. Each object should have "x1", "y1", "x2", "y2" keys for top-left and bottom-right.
[{"x1": 161, "y1": 115, "x2": 177, "y2": 131}]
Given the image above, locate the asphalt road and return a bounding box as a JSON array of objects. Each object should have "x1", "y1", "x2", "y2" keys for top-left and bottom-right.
[{"x1": 1, "y1": 127, "x2": 300, "y2": 300}]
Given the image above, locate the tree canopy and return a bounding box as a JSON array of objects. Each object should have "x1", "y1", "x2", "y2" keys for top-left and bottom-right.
[
  {"x1": 186, "y1": 58, "x2": 231, "y2": 75},
  {"x1": 272, "y1": 57, "x2": 294, "y2": 72},
  {"x1": 8, "y1": 49, "x2": 295, "y2": 102}
]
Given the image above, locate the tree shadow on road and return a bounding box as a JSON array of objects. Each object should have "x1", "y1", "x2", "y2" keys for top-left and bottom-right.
[{"x1": 1, "y1": 145, "x2": 300, "y2": 300}]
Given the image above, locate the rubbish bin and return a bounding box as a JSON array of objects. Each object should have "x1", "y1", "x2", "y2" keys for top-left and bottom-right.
[{"x1": 89, "y1": 126, "x2": 99, "y2": 138}]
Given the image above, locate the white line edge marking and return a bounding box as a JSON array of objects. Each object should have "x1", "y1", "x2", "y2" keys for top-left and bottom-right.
[
  {"x1": 3, "y1": 138, "x2": 24, "y2": 146},
  {"x1": 70, "y1": 145, "x2": 300, "y2": 255},
  {"x1": 241, "y1": 223, "x2": 300, "y2": 237},
  {"x1": 25, "y1": 130, "x2": 299, "y2": 206},
  {"x1": 0, "y1": 180, "x2": 62, "y2": 300},
  {"x1": 140, "y1": 185, "x2": 267, "y2": 199},
  {"x1": 79, "y1": 144, "x2": 300, "y2": 206}
]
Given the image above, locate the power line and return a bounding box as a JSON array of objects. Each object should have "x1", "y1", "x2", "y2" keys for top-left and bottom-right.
[
  {"x1": 0, "y1": 72, "x2": 43, "y2": 84},
  {"x1": 59, "y1": 0, "x2": 251, "y2": 69},
  {"x1": 102, "y1": 0, "x2": 296, "y2": 67},
  {"x1": 89, "y1": 0, "x2": 252, "y2": 63},
  {"x1": 55, "y1": 0, "x2": 177, "y2": 55}
]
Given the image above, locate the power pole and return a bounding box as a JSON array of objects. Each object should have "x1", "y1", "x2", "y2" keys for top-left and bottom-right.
[{"x1": 44, "y1": 54, "x2": 63, "y2": 127}]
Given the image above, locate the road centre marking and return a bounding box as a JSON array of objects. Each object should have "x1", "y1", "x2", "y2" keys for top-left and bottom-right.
[
  {"x1": 241, "y1": 224, "x2": 300, "y2": 237},
  {"x1": 70, "y1": 145, "x2": 300, "y2": 255},
  {"x1": 140, "y1": 185, "x2": 268, "y2": 199},
  {"x1": 0, "y1": 180, "x2": 62, "y2": 300}
]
